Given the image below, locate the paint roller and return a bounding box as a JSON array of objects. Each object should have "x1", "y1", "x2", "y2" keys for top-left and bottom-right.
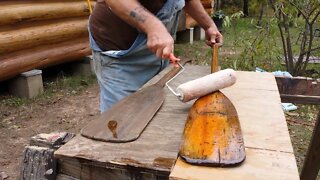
[{"x1": 165, "y1": 62, "x2": 236, "y2": 102}]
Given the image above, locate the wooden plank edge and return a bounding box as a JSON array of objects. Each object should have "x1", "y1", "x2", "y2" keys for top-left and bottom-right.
[{"x1": 280, "y1": 94, "x2": 320, "y2": 105}]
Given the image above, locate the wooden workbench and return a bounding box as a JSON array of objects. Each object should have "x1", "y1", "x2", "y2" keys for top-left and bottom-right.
[{"x1": 54, "y1": 65, "x2": 299, "y2": 180}]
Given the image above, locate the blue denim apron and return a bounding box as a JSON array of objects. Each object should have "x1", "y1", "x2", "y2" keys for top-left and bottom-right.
[{"x1": 89, "y1": 0, "x2": 185, "y2": 112}]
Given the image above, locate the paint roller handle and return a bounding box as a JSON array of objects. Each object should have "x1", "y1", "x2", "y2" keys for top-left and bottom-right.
[
  {"x1": 169, "y1": 53, "x2": 180, "y2": 68},
  {"x1": 211, "y1": 44, "x2": 219, "y2": 73},
  {"x1": 156, "y1": 55, "x2": 191, "y2": 87}
]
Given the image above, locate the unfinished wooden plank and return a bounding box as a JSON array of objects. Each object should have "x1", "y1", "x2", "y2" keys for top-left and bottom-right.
[
  {"x1": 276, "y1": 76, "x2": 320, "y2": 96},
  {"x1": 170, "y1": 148, "x2": 299, "y2": 180},
  {"x1": 56, "y1": 174, "x2": 79, "y2": 180},
  {"x1": 58, "y1": 157, "x2": 166, "y2": 180},
  {"x1": 221, "y1": 88, "x2": 293, "y2": 153},
  {"x1": 280, "y1": 94, "x2": 320, "y2": 105}
]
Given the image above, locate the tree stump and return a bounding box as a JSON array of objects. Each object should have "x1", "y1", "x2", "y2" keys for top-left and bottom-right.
[
  {"x1": 20, "y1": 146, "x2": 56, "y2": 180},
  {"x1": 19, "y1": 132, "x2": 75, "y2": 180}
]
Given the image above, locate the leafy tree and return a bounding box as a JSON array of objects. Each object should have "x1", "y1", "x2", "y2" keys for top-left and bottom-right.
[{"x1": 268, "y1": 0, "x2": 320, "y2": 76}]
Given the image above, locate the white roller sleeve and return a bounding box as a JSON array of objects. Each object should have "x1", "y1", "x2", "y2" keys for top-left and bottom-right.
[{"x1": 176, "y1": 69, "x2": 236, "y2": 102}]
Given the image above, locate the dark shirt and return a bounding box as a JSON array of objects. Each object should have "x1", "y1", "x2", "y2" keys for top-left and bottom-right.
[{"x1": 89, "y1": 0, "x2": 165, "y2": 51}]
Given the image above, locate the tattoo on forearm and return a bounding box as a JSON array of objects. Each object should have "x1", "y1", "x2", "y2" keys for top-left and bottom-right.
[{"x1": 129, "y1": 6, "x2": 147, "y2": 23}]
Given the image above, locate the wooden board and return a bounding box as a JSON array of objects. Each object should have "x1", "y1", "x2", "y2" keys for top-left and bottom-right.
[
  {"x1": 171, "y1": 148, "x2": 298, "y2": 180},
  {"x1": 55, "y1": 65, "x2": 298, "y2": 179},
  {"x1": 54, "y1": 65, "x2": 192, "y2": 178},
  {"x1": 276, "y1": 76, "x2": 320, "y2": 96},
  {"x1": 179, "y1": 91, "x2": 245, "y2": 166},
  {"x1": 276, "y1": 76, "x2": 320, "y2": 104},
  {"x1": 170, "y1": 67, "x2": 299, "y2": 180},
  {"x1": 81, "y1": 59, "x2": 189, "y2": 142}
]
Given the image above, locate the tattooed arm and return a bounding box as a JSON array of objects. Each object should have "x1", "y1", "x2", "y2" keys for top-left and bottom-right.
[
  {"x1": 105, "y1": 0, "x2": 174, "y2": 59},
  {"x1": 185, "y1": 0, "x2": 223, "y2": 46}
]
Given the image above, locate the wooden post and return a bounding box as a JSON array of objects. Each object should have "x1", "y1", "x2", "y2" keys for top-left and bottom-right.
[{"x1": 300, "y1": 111, "x2": 320, "y2": 180}]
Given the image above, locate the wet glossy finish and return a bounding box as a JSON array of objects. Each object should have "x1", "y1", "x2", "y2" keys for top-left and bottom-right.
[
  {"x1": 179, "y1": 45, "x2": 245, "y2": 166},
  {"x1": 81, "y1": 59, "x2": 191, "y2": 142},
  {"x1": 179, "y1": 91, "x2": 245, "y2": 166},
  {"x1": 108, "y1": 120, "x2": 118, "y2": 138}
]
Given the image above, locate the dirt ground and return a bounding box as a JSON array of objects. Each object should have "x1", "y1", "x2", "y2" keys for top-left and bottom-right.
[{"x1": 0, "y1": 84, "x2": 100, "y2": 179}]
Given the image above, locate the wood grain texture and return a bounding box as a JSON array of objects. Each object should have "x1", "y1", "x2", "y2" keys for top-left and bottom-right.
[
  {"x1": 55, "y1": 64, "x2": 195, "y2": 177},
  {"x1": 170, "y1": 67, "x2": 299, "y2": 180},
  {"x1": 20, "y1": 146, "x2": 56, "y2": 180},
  {"x1": 55, "y1": 66, "x2": 298, "y2": 179},
  {"x1": 280, "y1": 94, "x2": 320, "y2": 105},
  {"x1": 180, "y1": 92, "x2": 245, "y2": 166},
  {"x1": 180, "y1": 45, "x2": 245, "y2": 166},
  {"x1": 276, "y1": 76, "x2": 320, "y2": 96},
  {"x1": 81, "y1": 59, "x2": 190, "y2": 142},
  {"x1": 0, "y1": 17, "x2": 88, "y2": 54},
  {"x1": 0, "y1": 38, "x2": 90, "y2": 81},
  {"x1": 171, "y1": 148, "x2": 299, "y2": 180},
  {"x1": 0, "y1": 1, "x2": 94, "y2": 25}
]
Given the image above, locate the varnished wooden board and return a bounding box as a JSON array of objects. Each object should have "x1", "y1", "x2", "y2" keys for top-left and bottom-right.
[
  {"x1": 81, "y1": 84, "x2": 165, "y2": 142},
  {"x1": 180, "y1": 92, "x2": 245, "y2": 166},
  {"x1": 81, "y1": 59, "x2": 189, "y2": 142}
]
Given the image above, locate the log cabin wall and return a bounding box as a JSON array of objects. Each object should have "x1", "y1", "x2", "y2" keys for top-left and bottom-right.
[
  {"x1": 0, "y1": 0, "x2": 212, "y2": 82},
  {"x1": 0, "y1": 0, "x2": 95, "y2": 82}
]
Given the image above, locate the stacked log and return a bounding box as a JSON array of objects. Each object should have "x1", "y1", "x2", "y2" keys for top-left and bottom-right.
[{"x1": 0, "y1": 0, "x2": 95, "y2": 82}]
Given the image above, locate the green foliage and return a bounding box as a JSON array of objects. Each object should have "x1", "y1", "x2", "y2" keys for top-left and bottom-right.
[
  {"x1": 44, "y1": 74, "x2": 96, "y2": 95},
  {"x1": 269, "y1": 0, "x2": 320, "y2": 76},
  {"x1": 223, "y1": 11, "x2": 244, "y2": 28},
  {"x1": 222, "y1": 17, "x2": 284, "y2": 71}
]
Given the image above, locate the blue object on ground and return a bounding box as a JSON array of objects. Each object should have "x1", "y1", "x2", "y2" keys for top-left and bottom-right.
[
  {"x1": 256, "y1": 67, "x2": 293, "y2": 77},
  {"x1": 282, "y1": 103, "x2": 298, "y2": 111},
  {"x1": 272, "y1": 71, "x2": 293, "y2": 78}
]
